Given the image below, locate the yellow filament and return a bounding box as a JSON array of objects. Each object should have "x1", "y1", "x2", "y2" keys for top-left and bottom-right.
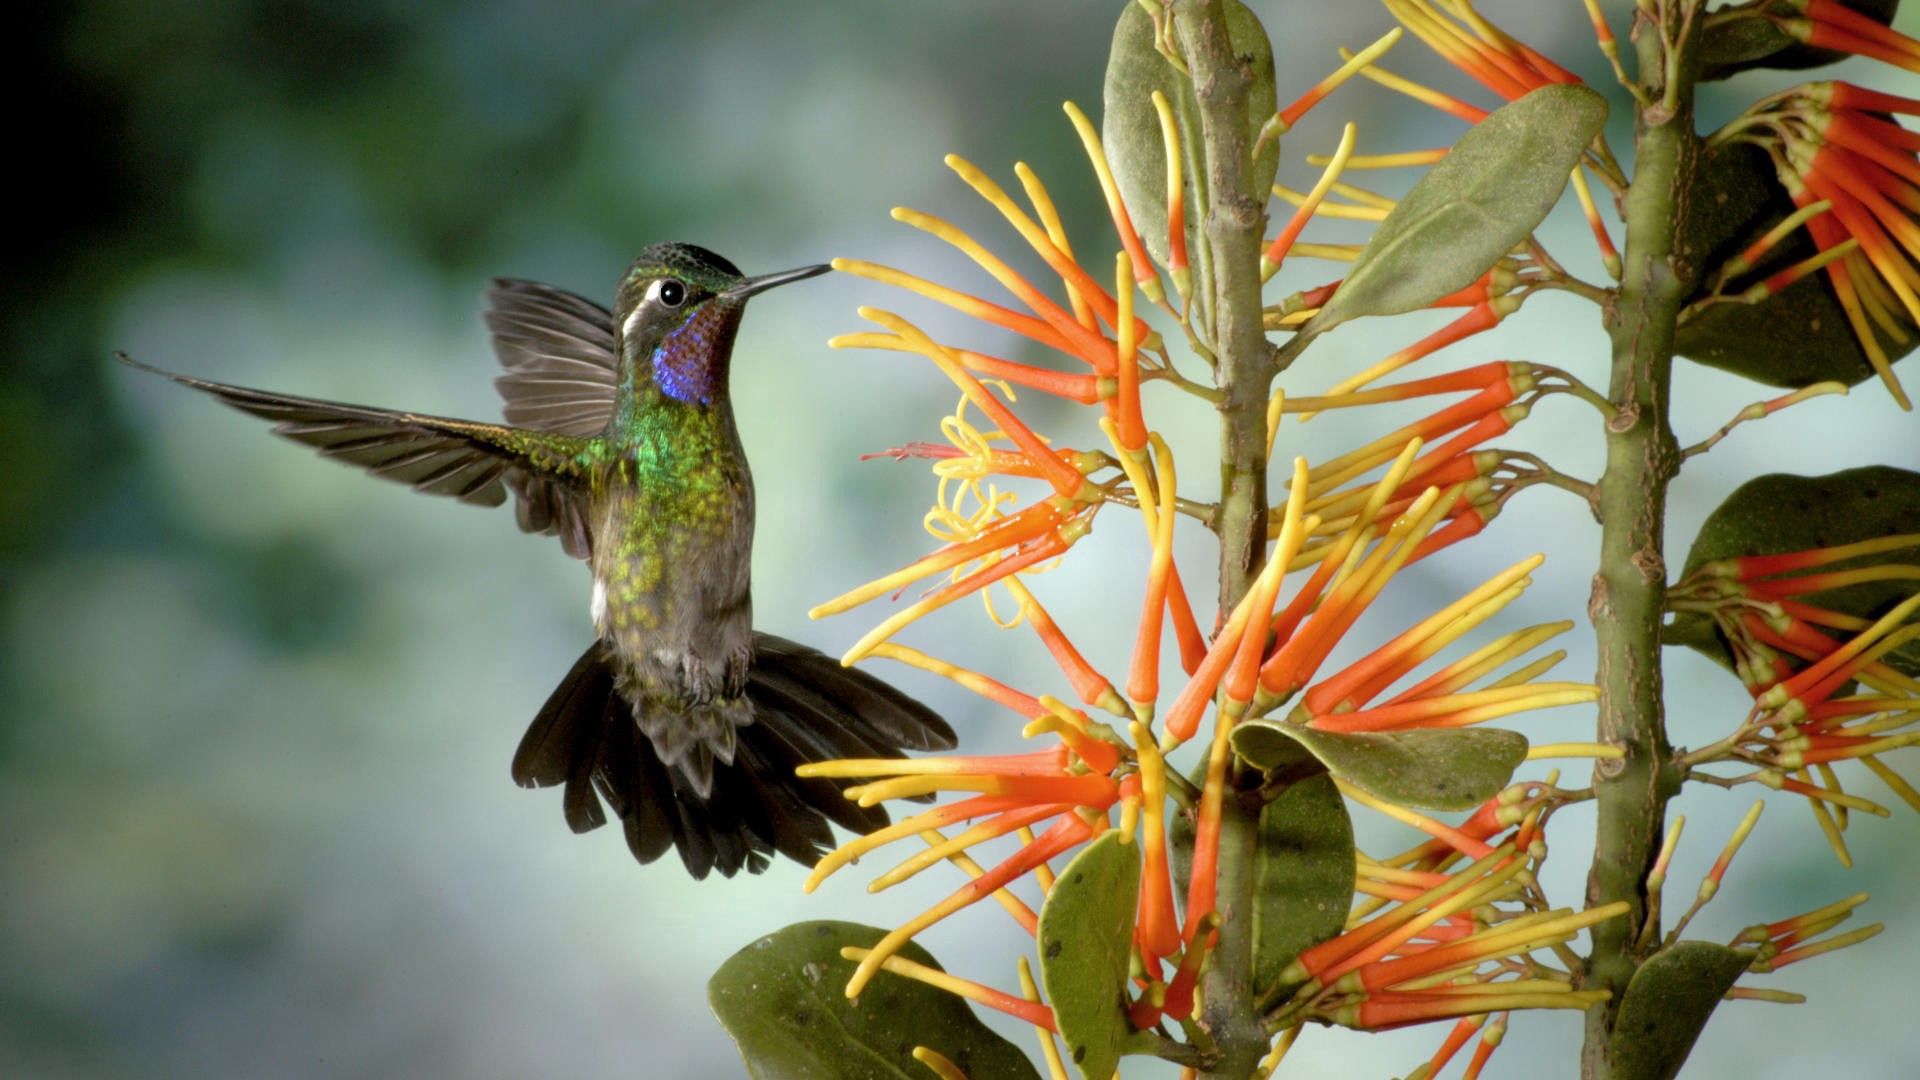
[
  {"x1": 1263, "y1": 122, "x2": 1361, "y2": 281},
  {"x1": 912, "y1": 1047, "x2": 968, "y2": 1080},
  {"x1": 1017, "y1": 957, "x2": 1069, "y2": 1080},
  {"x1": 1527, "y1": 742, "x2": 1625, "y2": 761},
  {"x1": 1271, "y1": 184, "x2": 1386, "y2": 221},
  {"x1": 1484, "y1": 650, "x2": 1569, "y2": 690},
  {"x1": 1310, "y1": 148, "x2": 1449, "y2": 169},
  {"x1": 1256, "y1": 1025, "x2": 1304, "y2": 1079},
  {"x1": 870, "y1": 816, "x2": 1029, "y2": 894},
  {"x1": 917, "y1": 828, "x2": 1037, "y2": 926},
  {"x1": 1397, "y1": 620, "x2": 1573, "y2": 701}
]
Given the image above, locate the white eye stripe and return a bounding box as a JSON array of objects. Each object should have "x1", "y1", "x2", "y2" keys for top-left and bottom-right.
[{"x1": 644, "y1": 279, "x2": 666, "y2": 304}]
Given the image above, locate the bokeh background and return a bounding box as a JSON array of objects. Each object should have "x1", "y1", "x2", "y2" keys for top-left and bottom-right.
[{"x1": 9, "y1": 2, "x2": 1919, "y2": 1076}]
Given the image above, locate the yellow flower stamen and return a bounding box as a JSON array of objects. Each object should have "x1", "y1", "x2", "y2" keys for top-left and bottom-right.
[
  {"x1": 1527, "y1": 741, "x2": 1625, "y2": 761},
  {"x1": 1265, "y1": 386, "x2": 1286, "y2": 457},
  {"x1": 1569, "y1": 164, "x2": 1622, "y2": 278},
  {"x1": 1271, "y1": 183, "x2": 1387, "y2": 221},
  {"x1": 1308, "y1": 148, "x2": 1449, "y2": 169},
  {"x1": 912, "y1": 1047, "x2": 968, "y2": 1080},
  {"x1": 1320, "y1": 682, "x2": 1598, "y2": 729},
  {"x1": 1319, "y1": 845, "x2": 1528, "y2": 982},
  {"x1": 1012, "y1": 160, "x2": 1087, "y2": 323},
  {"x1": 945, "y1": 154, "x2": 1137, "y2": 338},
  {"x1": 917, "y1": 828, "x2": 1037, "y2": 929},
  {"x1": 1017, "y1": 957, "x2": 1070, "y2": 1080},
  {"x1": 1484, "y1": 648, "x2": 1568, "y2": 689},
  {"x1": 889, "y1": 207, "x2": 1118, "y2": 371},
  {"x1": 870, "y1": 814, "x2": 1052, "y2": 894},
  {"x1": 1310, "y1": 581, "x2": 1538, "y2": 712},
  {"x1": 1285, "y1": 439, "x2": 1423, "y2": 572},
  {"x1": 832, "y1": 257, "x2": 1079, "y2": 357},
  {"x1": 1062, "y1": 100, "x2": 1164, "y2": 302},
  {"x1": 1335, "y1": 779, "x2": 1501, "y2": 860},
  {"x1": 1263, "y1": 122, "x2": 1360, "y2": 280},
  {"x1": 1861, "y1": 754, "x2": 1920, "y2": 814},
  {"x1": 1151, "y1": 89, "x2": 1191, "y2": 297},
  {"x1": 1256, "y1": 1024, "x2": 1303, "y2": 1079},
  {"x1": 1292, "y1": 241, "x2": 1364, "y2": 261},
  {"x1": 1387, "y1": 620, "x2": 1573, "y2": 703},
  {"x1": 1016, "y1": 824, "x2": 1056, "y2": 893}
]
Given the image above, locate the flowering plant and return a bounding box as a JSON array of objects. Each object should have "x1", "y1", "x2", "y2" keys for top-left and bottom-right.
[{"x1": 707, "y1": 2, "x2": 1920, "y2": 1077}]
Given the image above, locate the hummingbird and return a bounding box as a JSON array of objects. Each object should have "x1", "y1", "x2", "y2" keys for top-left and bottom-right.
[{"x1": 118, "y1": 242, "x2": 955, "y2": 878}]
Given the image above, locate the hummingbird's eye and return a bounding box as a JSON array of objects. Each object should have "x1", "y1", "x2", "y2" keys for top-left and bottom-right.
[{"x1": 655, "y1": 279, "x2": 687, "y2": 308}]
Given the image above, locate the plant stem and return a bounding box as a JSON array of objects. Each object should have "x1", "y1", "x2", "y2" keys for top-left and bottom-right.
[
  {"x1": 1579, "y1": 6, "x2": 1699, "y2": 1077},
  {"x1": 1172, "y1": 1, "x2": 1271, "y2": 1076}
]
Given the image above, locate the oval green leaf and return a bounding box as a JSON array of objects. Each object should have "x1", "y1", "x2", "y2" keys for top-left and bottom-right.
[
  {"x1": 1234, "y1": 720, "x2": 1529, "y2": 812},
  {"x1": 1669, "y1": 466, "x2": 1920, "y2": 677},
  {"x1": 1676, "y1": 144, "x2": 1915, "y2": 389},
  {"x1": 709, "y1": 920, "x2": 1041, "y2": 1080},
  {"x1": 1103, "y1": 0, "x2": 1278, "y2": 274},
  {"x1": 1609, "y1": 940, "x2": 1757, "y2": 1080},
  {"x1": 1252, "y1": 774, "x2": 1355, "y2": 996},
  {"x1": 1038, "y1": 830, "x2": 1142, "y2": 1080},
  {"x1": 1309, "y1": 84, "x2": 1607, "y2": 333}
]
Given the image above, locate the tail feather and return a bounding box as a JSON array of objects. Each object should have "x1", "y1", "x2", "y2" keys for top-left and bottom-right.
[
  {"x1": 741, "y1": 668, "x2": 901, "y2": 761},
  {"x1": 753, "y1": 635, "x2": 953, "y2": 751},
  {"x1": 512, "y1": 634, "x2": 955, "y2": 878}
]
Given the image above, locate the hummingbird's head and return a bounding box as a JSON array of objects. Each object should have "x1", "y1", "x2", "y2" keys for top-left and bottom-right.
[{"x1": 612, "y1": 242, "x2": 829, "y2": 405}]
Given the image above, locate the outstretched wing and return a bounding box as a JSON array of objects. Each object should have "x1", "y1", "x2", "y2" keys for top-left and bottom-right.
[
  {"x1": 117, "y1": 352, "x2": 592, "y2": 511},
  {"x1": 484, "y1": 279, "x2": 622, "y2": 558},
  {"x1": 485, "y1": 278, "x2": 620, "y2": 437}
]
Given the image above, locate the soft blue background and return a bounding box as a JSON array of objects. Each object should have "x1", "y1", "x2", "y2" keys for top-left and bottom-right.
[{"x1": 8, "y1": 2, "x2": 1918, "y2": 1076}]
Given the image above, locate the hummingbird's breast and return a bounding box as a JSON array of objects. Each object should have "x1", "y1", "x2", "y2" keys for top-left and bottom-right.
[{"x1": 589, "y1": 403, "x2": 755, "y2": 703}]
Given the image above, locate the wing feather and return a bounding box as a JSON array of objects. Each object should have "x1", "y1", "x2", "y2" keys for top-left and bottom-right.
[{"x1": 116, "y1": 352, "x2": 592, "y2": 511}]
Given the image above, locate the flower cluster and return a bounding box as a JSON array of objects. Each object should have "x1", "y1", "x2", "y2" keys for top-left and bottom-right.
[
  {"x1": 786, "y1": 3, "x2": 1910, "y2": 1074},
  {"x1": 1710, "y1": 79, "x2": 1920, "y2": 407},
  {"x1": 792, "y1": 32, "x2": 1630, "y2": 1071},
  {"x1": 1669, "y1": 535, "x2": 1920, "y2": 863},
  {"x1": 1338, "y1": 0, "x2": 1624, "y2": 281}
]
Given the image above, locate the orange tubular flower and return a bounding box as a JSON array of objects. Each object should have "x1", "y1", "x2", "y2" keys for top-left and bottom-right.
[
  {"x1": 842, "y1": 946, "x2": 1059, "y2": 1031},
  {"x1": 1711, "y1": 81, "x2": 1919, "y2": 405},
  {"x1": 801, "y1": 735, "x2": 1121, "y2": 998},
  {"x1": 1779, "y1": 1, "x2": 1920, "y2": 75},
  {"x1": 1384, "y1": 0, "x2": 1576, "y2": 104}
]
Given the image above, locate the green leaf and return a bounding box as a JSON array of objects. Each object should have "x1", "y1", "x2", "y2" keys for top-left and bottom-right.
[
  {"x1": 1252, "y1": 774, "x2": 1355, "y2": 995},
  {"x1": 1103, "y1": 0, "x2": 1278, "y2": 275},
  {"x1": 1676, "y1": 144, "x2": 1916, "y2": 389},
  {"x1": 1038, "y1": 831, "x2": 1144, "y2": 1079},
  {"x1": 1234, "y1": 720, "x2": 1528, "y2": 812},
  {"x1": 1308, "y1": 84, "x2": 1607, "y2": 333},
  {"x1": 1671, "y1": 466, "x2": 1920, "y2": 677},
  {"x1": 1699, "y1": 0, "x2": 1901, "y2": 82},
  {"x1": 709, "y1": 920, "x2": 1041, "y2": 1080},
  {"x1": 1229, "y1": 720, "x2": 1323, "y2": 773},
  {"x1": 1609, "y1": 940, "x2": 1757, "y2": 1080}
]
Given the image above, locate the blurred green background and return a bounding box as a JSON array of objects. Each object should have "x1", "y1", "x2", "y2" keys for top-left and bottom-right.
[{"x1": 9, "y1": 2, "x2": 1919, "y2": 1076}]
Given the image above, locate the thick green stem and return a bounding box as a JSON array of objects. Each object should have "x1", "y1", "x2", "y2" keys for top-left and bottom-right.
[
  {"x1": 1580, "y1": 8, "x2": 1699, "y2": 1077},
  {"x1": 1172, "y1": 1, "x2": 1270, "y2": 1076}
]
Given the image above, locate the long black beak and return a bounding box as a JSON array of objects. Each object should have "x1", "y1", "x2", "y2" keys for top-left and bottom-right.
[{"x1": 720, "y1": 263, "x2": 831, "y2": 302}]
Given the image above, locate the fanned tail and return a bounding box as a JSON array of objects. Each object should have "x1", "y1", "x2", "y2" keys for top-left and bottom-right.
[{"x1": 511, "y1": 634, "x2": 955, "y2": 878}]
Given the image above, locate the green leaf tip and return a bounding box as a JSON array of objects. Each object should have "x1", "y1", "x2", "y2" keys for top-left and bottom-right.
[
  {"x1": 709, "y1": 920, "x2": 1040, "y2": 1080},
  {"x1": 1037, "y1": 831, "x2": 1142, "y2": 1080},
  {"x1": 1309, "y1": 83, "x2": 1607, "y2": 334},
  {"x1": 1234, "y1": 720, "x2": 1529, "y2": 812},
  {"x1": 1609, "y1": 940, "x2": 1757, "y2": 1080}
]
